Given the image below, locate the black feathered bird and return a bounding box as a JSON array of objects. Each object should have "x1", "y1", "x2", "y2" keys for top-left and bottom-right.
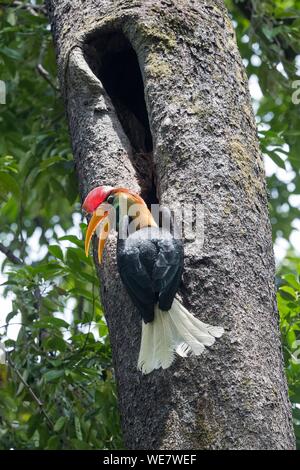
[{"x1": 83, "y1": 186, "x2": 223, "y2": 374}]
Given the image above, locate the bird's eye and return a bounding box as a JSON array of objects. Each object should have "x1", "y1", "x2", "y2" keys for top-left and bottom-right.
[{"x1": 107, "y1": 194, "x2": 114, "y2": 204}]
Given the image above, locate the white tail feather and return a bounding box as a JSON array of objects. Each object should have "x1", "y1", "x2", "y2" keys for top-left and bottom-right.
[
  {"x1": 137, "y1": 298, "x2": 224, "y2": 374},
  {"x1": 138, "y1": 321, "x2": 154, "y2": 372}
]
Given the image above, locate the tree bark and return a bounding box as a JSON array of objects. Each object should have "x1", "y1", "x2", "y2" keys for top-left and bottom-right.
[{"x1": 46, "y1": 0, "x2": 295, "y2": 450}]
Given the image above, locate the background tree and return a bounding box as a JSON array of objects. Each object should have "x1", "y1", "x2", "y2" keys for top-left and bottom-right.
[{"x1": 0, "y1": 0, "x2": 299, "y2": 450}]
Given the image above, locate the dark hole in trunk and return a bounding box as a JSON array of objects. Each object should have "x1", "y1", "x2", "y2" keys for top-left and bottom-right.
[{"x1": 84, "y1": 31, "x2": 158, "y2": 206}]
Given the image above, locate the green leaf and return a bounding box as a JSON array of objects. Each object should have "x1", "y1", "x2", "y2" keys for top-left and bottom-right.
[
  {"x1": 283, "y1": 274, "x2": 300, "y2": 291},
  {"x1": 45, "y1": 336, "x2": 67, "y2": 353},
  {"x1": 46, "y1": 436, "x2": 60, "y2": 450},
  {"x1": 43, "y1": 369, "x2": 65, "y2": 382},
  {"x1": 74, "y1": 416, "x2": 83, "y2": 441},
  {"x1": 48, "y1": 245, "x2": 64, "y2": 261},
  {"x1": 34, "y1": 316, "x2": 69, "y2": 329},
  {"x1": 31, "y1": 429, "x2": 40, "y2": 448},
  {"x1": 69, "y1": 439, "x2": 92, "y2": 450},
  {"x1": 1, "y1": 46, "x2": 22, "y2": 60},
  {"x1": 69, "y1": 288, "x2": 95, "y2": 302},
  {"x1": 54, "y1": 416, "x2": 67, "y2": 432},
  {"x1": 40, "y1": 156, "x2": 65, "y2": 170},
  {"x1": 6, "y1": 11, "x2": 16, "y2": 27},
  {"x1": 0, "y1": 171, "x2": 20, "y2": 199},
  {"x1": 5, "y1": 310, "x2": 18, "y2": 323},
  {"x1": 280, "y1": 286, "x2": 297, "y2": 300},
  {"x1": 262, "y1": 25, "x2": 273, "y2": 41},
  {"x1": 59, "y1": 235, "x2": 83, "y2": 248},
  {"x1": 267, "y1": 151, "x2": 286, "y2": 170}
]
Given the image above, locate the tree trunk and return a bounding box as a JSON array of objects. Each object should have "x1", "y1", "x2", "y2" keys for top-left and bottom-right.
[{"x1": 46, "y1": 0, "x2": 295, "y2": 450}]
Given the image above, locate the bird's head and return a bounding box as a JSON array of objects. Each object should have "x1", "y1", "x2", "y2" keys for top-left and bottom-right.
[{"x1": 83, "y1": 185, "x2": 149, "y2": 263}]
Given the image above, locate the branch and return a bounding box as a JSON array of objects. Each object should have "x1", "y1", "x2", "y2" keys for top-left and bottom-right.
[
  {"x1": 7, "y1": 354, "x2": 54, "y2": 429},
  {"x1": 80, "y1": 282, "x2": 95, "y2": 352},
  {"x1": 0, "y1": 241, "x2": 42, "y2": 318},
  {"x1": 0, "y1": 322, "x2": 26, "y2": 330},
  {"x1": 36, "y1": 63, "x2": 60, "y2": 92},
  {"x1": 0, "y1": 241, "x2": 23, "y2": 265},
  {"x1": 233, "y1": 0, "x2": 297, "y2": 62},
  {"x1": 0, "y1": 1, "x2": 47, "y2": 16}
]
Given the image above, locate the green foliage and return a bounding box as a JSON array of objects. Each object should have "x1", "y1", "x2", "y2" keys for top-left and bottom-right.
[
  {"x1": 0, "y1": 1, "x2": 122, "y2": 449},
  {"x1": 277, "y1": 257, "x2": 300, "y2": 448},
  {"x1": 227, "y1": 0, "x2": 300, "y2": 241},
  {"x1": 0, "y1": 0, "x2": 299, "y2": 450},
  {"x1": 226, "y1": 0, "x2": 300, "y2": 446}
]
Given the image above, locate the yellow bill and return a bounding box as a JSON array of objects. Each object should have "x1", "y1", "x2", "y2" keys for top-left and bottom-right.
[
  {"x1": 97, "y1": 219, "x2": 110, "y2": 263},
  {"x1": 85, "y1": 211, "x2": 108, "y2": 257}
]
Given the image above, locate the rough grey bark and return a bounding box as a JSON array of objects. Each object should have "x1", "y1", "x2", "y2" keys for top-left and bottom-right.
[{"x1": 46, "y1": 0, "x2": 295, "y2": 450}]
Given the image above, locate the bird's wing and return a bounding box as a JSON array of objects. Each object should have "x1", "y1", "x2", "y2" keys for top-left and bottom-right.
[
  {"x1": 117, "y1": 247, "x2": 156, "y2": 323},
  {"x1": 152, "y1": 238, "x2": 184, "y2": 311}
]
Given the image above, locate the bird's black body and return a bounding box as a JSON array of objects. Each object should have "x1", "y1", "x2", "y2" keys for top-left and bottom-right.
[
  {"x1": 117, "y1": 226, "x2": 184, "y2": 323},
  {"x1": 83, "y1": 186, "x2": 224, "y2": 373}
]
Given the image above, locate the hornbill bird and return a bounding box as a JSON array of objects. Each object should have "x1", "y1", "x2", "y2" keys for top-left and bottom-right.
[{"x1": 83, "y1": 186, "x2": 223, "y2": 374}]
